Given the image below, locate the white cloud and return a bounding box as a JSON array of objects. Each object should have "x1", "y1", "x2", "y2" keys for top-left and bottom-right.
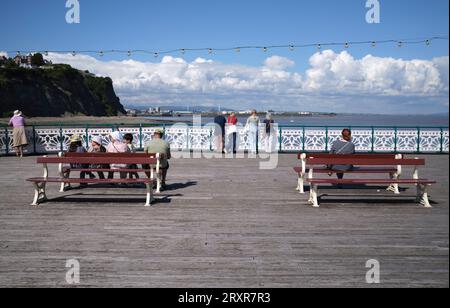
[
  {"x1": 0, "y1": 51, "x2": 8, "y2": 58},
  {"x1": 2, "y1": 50, "x2": 448, "y2": 113},
  {"x1": 264, "y1": 55, "x2": 295, "y2": 70}
]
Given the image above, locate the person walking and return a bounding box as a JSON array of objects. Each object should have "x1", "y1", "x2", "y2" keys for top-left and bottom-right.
[{"x1": 8, "y1": 110, "x2": 28, "y2": 157}]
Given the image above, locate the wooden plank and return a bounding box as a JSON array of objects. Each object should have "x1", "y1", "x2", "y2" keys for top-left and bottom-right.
[{"x1": 0, "y1": 154, "x2": 447, "y2": 287}]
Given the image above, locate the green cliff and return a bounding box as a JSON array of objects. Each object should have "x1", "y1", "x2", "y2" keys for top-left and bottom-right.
[{"x1": 0, "y1": 64, "x2": 126, "y2": 117}]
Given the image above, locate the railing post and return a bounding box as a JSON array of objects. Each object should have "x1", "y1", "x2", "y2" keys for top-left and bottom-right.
[
  {"x1": 59, "y1": 126, "x2": 64, "y2": 152},
  {"x1": 139, "y1": 123, "x2": 143, "y2": 150},
  {"x1": 32, "y1": 125, "x2": 37, "y2": 154},
  {"x1": 85, "y1": 126, "x2": 89, "y2": 149},
  {"x1": 440, "y1": 128, "x2": 444, "y2": 154},
  {"x1": 278, "y1": 126, "x2": 282, "y2": 153},
  {"x1": 325, "y1": 127, "x2": 329, "y2": 152},
  {"x1": 209, "y1": 127, "x2": 213, "y2": 152},
  {"x1": 302, "y1": 127, "x2": 306, "y2": 152},
  {"x1": 417, "y1": 127, "x2": 421, "y2": 154},
  {"x1": 5, "y1": 127, "x2": 9, "y2": 156},
  {"x1": 186, "y1": 127, "x2": 190, "y2": 152},
  {"x1": 394, "y1": 127, "x2": 398, "y2": 154},
  {"x1": 371, "y1": 127, "x2": 375, "y2": 153}
]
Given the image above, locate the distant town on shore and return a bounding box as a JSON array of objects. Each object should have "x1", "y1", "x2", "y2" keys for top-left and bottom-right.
[{"x1": 124, "y1": 106, "x2": 337, "y2": 118}]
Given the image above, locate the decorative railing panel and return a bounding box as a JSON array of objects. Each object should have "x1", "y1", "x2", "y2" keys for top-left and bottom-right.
[{"x1": 0, "y1": 125, "x2": 448, "y2": 155}]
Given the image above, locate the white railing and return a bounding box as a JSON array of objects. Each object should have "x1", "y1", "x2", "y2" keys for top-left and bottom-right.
[{"x1": 0, "y1": 124, "x2": 448, "y2": 155}]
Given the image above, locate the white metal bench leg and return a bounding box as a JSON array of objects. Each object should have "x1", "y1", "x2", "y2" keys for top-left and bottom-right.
[
  {"x1": 310, "y1": 184, "x2": 320, "y2": 208},
  {"x1": 156, "y1": 175, "x2": 162, "y2": 194},
  {"x1": 387, "y1": 173, "x2": 400, "y2": 195},
  {"x1": 60, "y1": 172, "x2": 71, "y2": 192},
  {"x1": 417, "y1": 184, "x2": 432, "y2": 208},
  {"x1": 145, "y1": 183, "x2": 155, "y2": 207},
  {"x1": 32, "y1": 182, "x2": 47, "y2": 206},
  {"x1": 297, "y1": 173, "x2": 305, "y2": 194}
]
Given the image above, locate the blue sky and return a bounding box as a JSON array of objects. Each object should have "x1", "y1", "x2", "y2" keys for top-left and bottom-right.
[{"x1": 1, "y1": 0, "x2": 449, "y2": 114}]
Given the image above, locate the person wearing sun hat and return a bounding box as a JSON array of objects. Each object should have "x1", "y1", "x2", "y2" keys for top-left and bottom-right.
[
  {"x1": 106, "y1": 131, "x2": 130, "y2": 180},
  {"x1": 8, "y1": 110, "x2": 28, "y2": 157},
  {"x1": 67, "y1": 134, "x2": 93, "y2": 185},
  {"x1": 88, "y1": 135, "x2": 108, "y2": 179},
  {"x1": 144, "y1": 128, "x2": 171, "y2": 189}
]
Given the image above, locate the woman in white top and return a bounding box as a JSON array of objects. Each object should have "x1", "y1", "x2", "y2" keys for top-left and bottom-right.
[{"x1": 246, "y1": 110, "x2": 260, "y2": 154}]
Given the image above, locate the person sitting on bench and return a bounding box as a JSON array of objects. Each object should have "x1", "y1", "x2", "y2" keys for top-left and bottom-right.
[
  {"x1": 88, "y1": 136, "x2": 108, "y2": 180},
  {"x1": 329, "y1": 129, "x2": 356, "y2": 183},
  {"x1": 144, "y1": 129, "x2": 171, "y2": 190},
  {"x1": 68, "y1": 135, "x2": 95, "y2": 186},
  {"x1": 107, "y1": 131, "x2": 130, "y2": 180}
]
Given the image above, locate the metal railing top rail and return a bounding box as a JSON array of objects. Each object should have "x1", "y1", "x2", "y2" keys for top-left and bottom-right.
[{"x1": 1, "y1": 123, "x2": 448, "y2": 130}]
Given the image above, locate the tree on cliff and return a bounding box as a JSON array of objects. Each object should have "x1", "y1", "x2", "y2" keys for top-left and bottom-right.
[{"x1": 31, "y1": 53, "x2": 45, "y2": 67}]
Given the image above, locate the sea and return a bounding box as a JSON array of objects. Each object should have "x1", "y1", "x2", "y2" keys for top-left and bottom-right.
[{"x1": 146, "y1": 113, "x2": 449, "y2": 127}]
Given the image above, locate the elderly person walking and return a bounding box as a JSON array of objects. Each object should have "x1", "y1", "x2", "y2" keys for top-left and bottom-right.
[
  {"x1": 107, "y1": 131, "x2": 130, "y2": 180},
  {"x1": 8, "y1": 110, "x2": 28, "y2": 157},
  {"x1": 246, "y1": 110, "x2": 260, "y2": 154}
]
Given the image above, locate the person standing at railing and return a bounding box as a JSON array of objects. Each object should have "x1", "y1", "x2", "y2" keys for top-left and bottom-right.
[
  {"x1": 329, "y1": 129, "x2": 356, "y2": 185},
  {"x1": 246, "y1": 110, "x2": 260, "y2": 154},
  {"x1": 214, "y1": 113, "x2": 227, "y2": 153},
  {"x1": 8, "y1": 110, "x2": 28, "y2": 158},
  {"x1": 107, "y1": 131, "x2": 130, "y2": 180},
  {"x1": 226, "y1": 112, "x2": 238, "y2": 154},
  {"x1": 263, "y1": 113, "x2": 275, "y2": 153}
]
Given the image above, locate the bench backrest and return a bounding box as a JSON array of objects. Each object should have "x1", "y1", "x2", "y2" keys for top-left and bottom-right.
[
  {"x1": 37, "y1": 154, "x2": 159, "y2": 165},
  {"x1": 64, "y1": 152, "x2": 165, "y2": 159},
  {"x1": 306, "y1": 157, "x2": 425, "y2": 166},
  {"x1": 298, "y1": 153, "x2": 399, "y2": 160}
]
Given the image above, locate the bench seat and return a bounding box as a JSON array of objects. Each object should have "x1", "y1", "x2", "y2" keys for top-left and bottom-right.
[{"x1": 306, "y1": 178, "x2": 436, "y2": 208}]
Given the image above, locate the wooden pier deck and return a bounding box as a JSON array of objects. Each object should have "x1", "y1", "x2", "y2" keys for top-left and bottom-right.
[{"x1": 0, "y1": 154, "x2": 448, "y2": 288}]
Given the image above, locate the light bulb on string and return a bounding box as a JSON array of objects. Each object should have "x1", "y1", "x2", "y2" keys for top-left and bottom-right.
[
  {"x1": 127, "y1": 51, "x2": 131, "y2": 57},
  {"x1": 208, "y1": 48, "x2": 213, "y2": 54},
  {"x1": 397, "y1": 41, "x2": 403, "y2": 48},
  {"x1": 317, "y1": 44, "x2": 321, "y2": 50},
  {"x1": 262, "y1": 47, "x2": 268, "y2": 52},
  {"x1": 344, "y1": 42, "x2": 349, "y2": 49},
  {"x1": 180, "y1": 49, "x2": 186, "y2": 55},
  {"x1": 235, "y1": 48, "x2": 241, "y2": 53},
  {"x1": 99, "y1": 51, "x2": 104, "y2": 57},
  {"x1": 371, "y1": 41, "x2": 376, "y2": 48},
  {"x1": 154, "y1": 52, "x2": 159, "y2": 58},
  {"x1": 426, "y1": 39, "x2": 431, "y2": 46},
  {"x1": 71, "y1": 51, "x2": 76, "y2": 57},
  {"x1": 44, "y1": 51, "x2": 49, "y2": 56},
  {"x1": 289, "y1": 44, "x2": 295, "y2": 51}
]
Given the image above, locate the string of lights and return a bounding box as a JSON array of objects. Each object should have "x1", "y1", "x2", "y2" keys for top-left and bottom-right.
[{"x1": 7, "y1": 36, "x2": 448, "y2": 58}]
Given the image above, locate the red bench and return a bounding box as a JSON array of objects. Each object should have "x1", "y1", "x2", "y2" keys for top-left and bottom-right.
[
  {"x1": 294, "y1": 153, "x2": 403, "y2": 194},
  {"x1": 304, "y1": 157, "x2": 435, "y2": 208},
  {"x1": 61, "y1": 152, "x2": 165, "y2": 193},
  {"x1": 26, "y1": 154, "x2": 161, "y2": 207}
]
